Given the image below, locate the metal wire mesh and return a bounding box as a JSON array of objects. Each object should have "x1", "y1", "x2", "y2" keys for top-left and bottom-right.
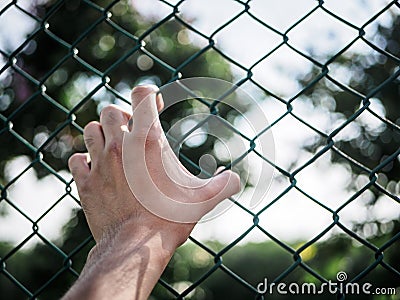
[{"x1": 0, "y1": 0, "x2": 399, "y2": 299}]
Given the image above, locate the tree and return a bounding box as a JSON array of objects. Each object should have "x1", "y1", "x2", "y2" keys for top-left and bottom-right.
[
  {"x1": 298, "y1": 13, "x2": 400, "y2": 237},
  {"x1": 1, "y1": 1, "x2": 399, "y2": 299},
  {"x1": 0, "y1": 0, "x2": 234, "y2": 181},
  {"x1": 0, "y1": 0, "x2": 235, "y2": 298}
]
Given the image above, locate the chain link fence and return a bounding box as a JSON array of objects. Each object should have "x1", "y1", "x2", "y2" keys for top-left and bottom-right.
[{"x1": 1, "y1": 0, "x2": 400, "y2": 299}]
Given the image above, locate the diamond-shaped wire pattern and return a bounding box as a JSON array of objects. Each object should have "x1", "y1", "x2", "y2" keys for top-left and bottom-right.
[{"x1": 1, "y1": 0, "x2": 399, "y2": 299}]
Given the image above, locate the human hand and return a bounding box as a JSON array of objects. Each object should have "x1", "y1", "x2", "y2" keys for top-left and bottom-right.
[{"x1": 68, "y1": 85, "x2": 240, "y2": 251}]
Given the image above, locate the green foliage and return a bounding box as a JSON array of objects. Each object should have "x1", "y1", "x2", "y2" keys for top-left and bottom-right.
[
  {"x1": 1, "y1": 213, "x2": 398, "y2": 299},
  {"x1": 0, "y1": 0, "x2": 233, "y2": 180},
  {"x1": 299, "y1": 16, "x2": 400, "y2": 183},
  {"x1": 1, "y1": 1, "x2": 399, "y2": 299}
]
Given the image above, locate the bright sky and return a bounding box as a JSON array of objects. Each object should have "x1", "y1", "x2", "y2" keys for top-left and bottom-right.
[{"x1": 0, "y1": 0, "x2": 399, "y2": 247}]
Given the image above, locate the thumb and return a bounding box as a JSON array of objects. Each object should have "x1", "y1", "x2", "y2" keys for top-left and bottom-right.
[{"x1": 202, "y1": 170, "x2": 241, "y2": 205}]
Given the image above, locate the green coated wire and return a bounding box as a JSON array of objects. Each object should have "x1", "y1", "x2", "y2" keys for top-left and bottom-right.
[{"x1": 0, "y1": 0, "x2": 399, "y2": 299}]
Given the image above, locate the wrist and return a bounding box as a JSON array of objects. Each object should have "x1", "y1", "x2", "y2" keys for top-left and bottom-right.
[
  {"x1": 71, "y1": 219, "x2": 182, "y2": 300},
  {"x1": 116, "y1": 214, "x2": 194, "y2": 250},
  {"x1": 91, "y1": 218, "x2": 189, "y2": 262}
]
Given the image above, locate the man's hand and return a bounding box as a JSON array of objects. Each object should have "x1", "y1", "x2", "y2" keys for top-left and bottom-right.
[{"x1": 64, "y1": 85, "x2": 240, "y2": 300}]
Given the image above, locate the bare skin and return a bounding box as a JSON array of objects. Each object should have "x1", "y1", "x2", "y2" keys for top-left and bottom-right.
[{"x1": 63, "y1": 85, "x2": 240, "y2": 300}]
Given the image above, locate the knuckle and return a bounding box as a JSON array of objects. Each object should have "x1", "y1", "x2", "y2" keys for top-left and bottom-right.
[
  {"x1": 131, "y1": 85, "x2": 156, "y2": 97},
  {"x1": 68, "y1": 153, "x2": 79, "y2": 168},
  {"x1": 134, "y1": 124, "x2": 162, "y2": 143},
  {"x1": 68, "y1": 153, "x2": 85, "y2": 174},
  {"x1": 83, "y1": 121, "x2": 101, "y2": 148},
  {"x1": 84, "y1": 121, "x2": 100, "y2": 131},
  {"x1": 83, "y1": 136, "x2": 96, "y2": 148},
  {"x1": 100, "y1": 105, "x2": 122, "y2": 124},
  {"x1": 107, "y1": 139, "x2": 122, "y2": 156},
  {"x1": 134, "y1": 132, "x2": 157, "y2": 148},
  {"x1": 83, "y1": 121, "x2": 100, "y2": 136},
  {"x1": 131, "y1": 85, "x2": 158, "y2": 105},
  {"x1": 68, "y1": 155, "x2": 79, "y2": 174},
  {"x1": 101, "y1": 105, "x2": 116, "y2": 116}
]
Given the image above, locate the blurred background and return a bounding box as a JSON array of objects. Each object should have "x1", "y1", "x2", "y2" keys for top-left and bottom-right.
[{"x1": 0, "y1": 0, "x2": 399, "y2": 299}]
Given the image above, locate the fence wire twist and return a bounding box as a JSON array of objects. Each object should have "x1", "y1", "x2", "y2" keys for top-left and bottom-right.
[{"x1": 0, "y1": 0, "x2": 400, "y2": 299}]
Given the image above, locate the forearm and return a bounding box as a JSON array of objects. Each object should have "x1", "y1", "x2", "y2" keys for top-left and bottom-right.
[
  {"x1": 64, "y1": 90, "x2": 240, "y2": 299},
  {"x1": 62, "y1": 221, "x2": 176, "y2": 300}
]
